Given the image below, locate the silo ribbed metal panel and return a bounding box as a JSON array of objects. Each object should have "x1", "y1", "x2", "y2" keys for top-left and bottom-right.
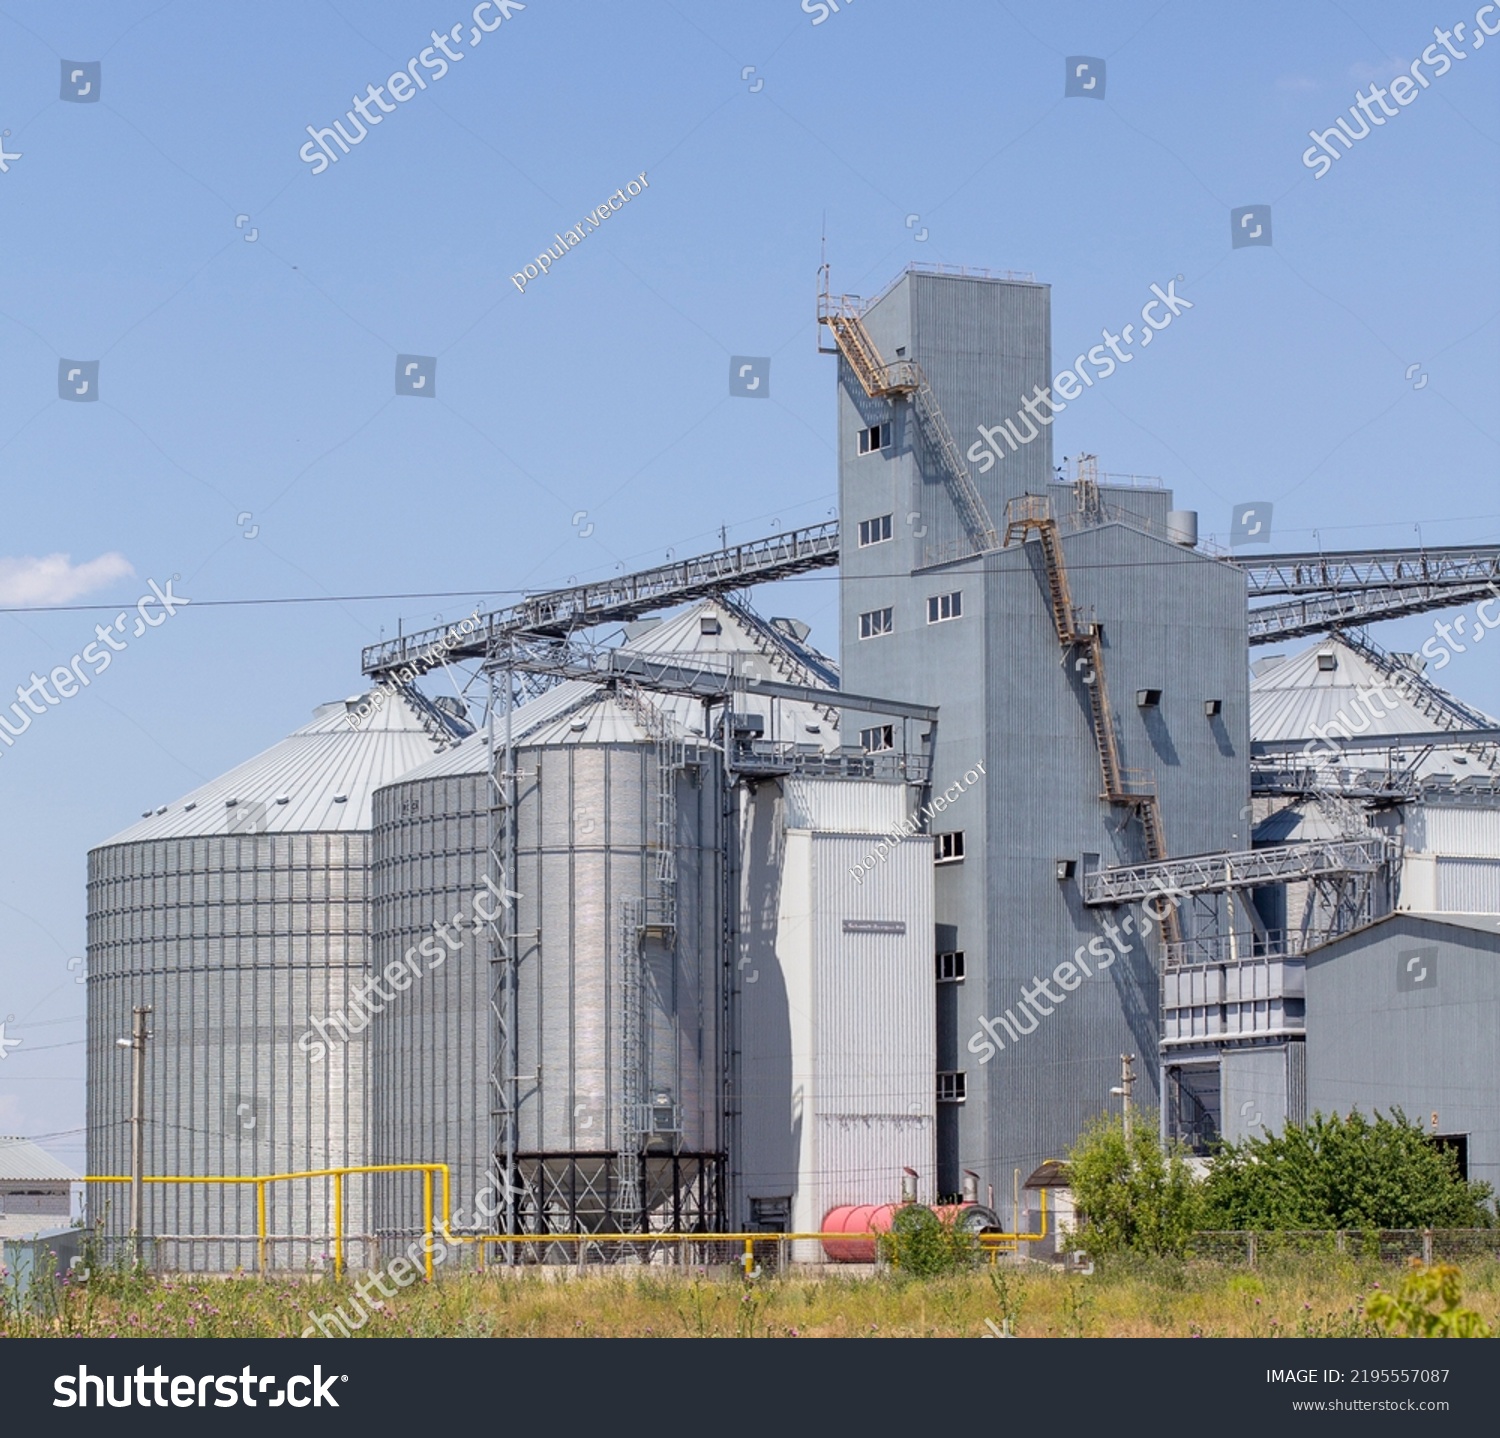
[
  {"x1": 87, "y1": 831, "x2": 371, "y2": 1272},
  {"x1": 370, "y1": 598, "x2": 832, "y2": 1238},
  {"x1": 512, "y1": 706, "x2": 726, "y2": 1221},
  {"x1": 86, "y1": 691, "x2": 460, "y2": 1270},
  {"x1": 368, "y1": 769, "x2": 492, "y2": 1242},
  {"x1": 373, "y1": 708, "x2": 727, "y2": 1236}
]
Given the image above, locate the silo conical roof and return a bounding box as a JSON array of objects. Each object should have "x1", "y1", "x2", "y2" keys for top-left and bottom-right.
[
  {"x1": 98, "y1": 686, "x2": 468, "y2": 844},
  {"x1": 385, "y1": 598, "x2": 839, "y2": 785},
  {"x1": 1250, "y1": 633, "x2": 1499, "y2": 781}
]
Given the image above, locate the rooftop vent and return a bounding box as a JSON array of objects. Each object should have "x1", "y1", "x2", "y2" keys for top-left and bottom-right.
[
  {"x1": 771, "y1": 616, "x2": 812, "y2": 644},
  {"x1": 699, "y1": 616, "x2": 722, "y2": 636},
  {"x1": 1317, "y1": 651, "x2": 1338, "y2": 671},
  {"x1": 1136, "y1": 689, "x2": 1163, "y2": 708},
  {"x1": 1166, "y1": 510, "x2": 1198, "y2": 547}
]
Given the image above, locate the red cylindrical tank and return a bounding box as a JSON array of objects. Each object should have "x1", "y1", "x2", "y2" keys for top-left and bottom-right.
[
  {"x1": 821, "y1": 1202, "x2": 1004, "y2": 1262},
  {"x1": 820, "y1": 1204, "x2": 897, "y2": 1262}
]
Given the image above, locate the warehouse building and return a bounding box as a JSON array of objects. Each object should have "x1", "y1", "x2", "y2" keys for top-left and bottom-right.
[{"x1": 1304, "y1": 911, "x2": 1500, "y2": 1192}]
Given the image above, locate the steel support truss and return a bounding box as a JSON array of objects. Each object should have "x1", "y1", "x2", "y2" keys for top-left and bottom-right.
[
  {"x1": 362, "y1": 522, "x2": 841, "y2": 680},
  {"x1": 1236, "y1": 544, "x2": 1500, "y2": 598},
  {"x1": 1081, "y1": 836, "x2": 1397, "y2": 906},
  {"x1": 362, "y1": 516, "x2": 1500, "y2": 681}
]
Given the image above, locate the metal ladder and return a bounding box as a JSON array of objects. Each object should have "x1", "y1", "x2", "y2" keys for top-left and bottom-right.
[
  {"x1": 721, "y1": 597, "x2": 840, "y2": 727},
  {"x1": 612, "y1": 686, "x2": 689, "y2": 1225},
  {"x1": 818, "y1": 282, "x2": 999, "y2": 555},
  {"x1": 1339, "y1": 629, "x2": 1500, "y2": 771},
  {"x1": 1003, "y1": 495, "x2": 1180, "y2": 942}
]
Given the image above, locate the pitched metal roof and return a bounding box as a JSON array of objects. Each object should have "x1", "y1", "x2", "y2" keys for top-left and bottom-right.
[
  {"x1": 1250, "y1": 635, "x2": 1499, "y2": 781},
  {"x1": 0, "y1": 1136, "x2": 80, "y2": 1183},
  {"x1": 1304, "y1": 909, "x2": 1500, "y2": 957},
  {"x1": 1253, "y1": 799, "x2": 1357, "y2": 844},
  {"x1": 97, "y1": 687, "x2": 467, "y2": 844}
]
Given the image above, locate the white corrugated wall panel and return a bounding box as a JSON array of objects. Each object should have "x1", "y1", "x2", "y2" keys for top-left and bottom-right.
[
  {"x1": 1435, "y1": 858, "x2": 1500, "y2": 913},
  {"x1": 1414, "y1": 805, "x2": 1500, "y2": 859},
  {"x1": 811, "y1": 832, "x2": 935, "y2": 1221},
  {"x1": 782, "y1": 777, "x2": 911, "y2": 835}
]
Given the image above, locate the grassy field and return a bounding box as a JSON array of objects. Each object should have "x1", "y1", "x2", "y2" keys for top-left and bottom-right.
[{"x1": 6, "y1": 1256, "x2": 1500, "y2": 1338}]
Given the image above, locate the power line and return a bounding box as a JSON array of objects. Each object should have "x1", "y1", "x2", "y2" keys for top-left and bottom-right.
[{"x1": 6, "y1": 546, "x2": 1496, "y2": 623}]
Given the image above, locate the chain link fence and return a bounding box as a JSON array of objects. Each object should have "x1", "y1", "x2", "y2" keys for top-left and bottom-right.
[{"x1": 1187, "y1": 1229, "x2": 1500, "y2": 1267}]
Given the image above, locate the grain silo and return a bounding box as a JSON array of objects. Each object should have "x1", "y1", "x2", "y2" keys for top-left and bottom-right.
[
  {"x1": 86, "y1": 686, "x2": 467, "y2": 1270},
  {"x1": 369, "y1": 599, "x2": 841, "y2": 1240},
  {"x1": 367, "y1": 682, "x2": 593, "y2": 1246}
]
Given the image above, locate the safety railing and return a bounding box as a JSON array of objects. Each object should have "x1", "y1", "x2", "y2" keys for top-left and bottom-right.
[
  {"x1": 83, "y1": 1164, "x2": 449, "y2": 1280},
  {"x1": 80, "y1": 1164, "x2": 1047, "y2": 1277}
]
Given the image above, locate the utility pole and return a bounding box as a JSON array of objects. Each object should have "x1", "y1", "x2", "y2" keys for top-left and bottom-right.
[
  {"x1": 1110, "y1": 1053, "x2": 1136, "y2": 1146},
  {"x1": 117, "y1": 1005, "x2": 152, "y2": 1260}
]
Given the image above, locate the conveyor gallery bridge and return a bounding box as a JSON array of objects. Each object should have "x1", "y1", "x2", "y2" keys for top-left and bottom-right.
[{"x1": 362, "y1": 522, "x2": 1500, "y2": 680}]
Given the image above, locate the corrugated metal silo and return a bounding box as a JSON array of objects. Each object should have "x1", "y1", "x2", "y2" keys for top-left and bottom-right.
[
  {"x1": 368, "y1": 682, "x2": 591, "y2": 1244},
  {"x1": 511, "y1": 690, "x2": 725, "y2": 1233},
  {"x1": 369, "y1": 599, "x2": 840, "y2": 1240},
  {"x1": 86, "y1": 687, "x2": 465, "y2": 1270}
]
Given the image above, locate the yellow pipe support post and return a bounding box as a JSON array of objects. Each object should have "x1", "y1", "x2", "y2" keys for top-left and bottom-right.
[
  {"x1": 333, "y1": 1171, "x2": 344, "y2": 1280},
  {"x1": 742, "y1": 1237, "x2": 755, "y2": 1277},
  {"x1": 422, "y1": 1169, "x2": 434, "y2": 1281},
  {"x1": 257, "y1": 1181, "x2": 268, "y2": 1278}
]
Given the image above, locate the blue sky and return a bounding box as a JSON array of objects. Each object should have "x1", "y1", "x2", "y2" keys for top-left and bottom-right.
[{"x1": 2, "y1": 0, "x2": 1496, "y2": 1164}]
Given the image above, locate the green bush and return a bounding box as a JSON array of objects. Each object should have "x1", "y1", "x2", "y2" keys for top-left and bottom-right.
[
  {"x1": 1066, "y1": 1115, "x2": 1203, "y2": 1257},
  {"x1": 1202, "y1": 1109, "x2": 1495, "y2": 1232},
  {"x1": 876, "y1": 1204, "x2": 978, "y2": 1277}
]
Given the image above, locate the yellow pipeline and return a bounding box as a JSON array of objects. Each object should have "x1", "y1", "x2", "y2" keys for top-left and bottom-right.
[
  {"x1": 84, "y1": 1164, "x2": 1044, "y2": 1275},
  {"x1": 85, "y1": 1163, "x2": 450, "y2": 1280},
  {"x1": 449, "y1": 1194, "x2": 1046, "y2": 1253}
]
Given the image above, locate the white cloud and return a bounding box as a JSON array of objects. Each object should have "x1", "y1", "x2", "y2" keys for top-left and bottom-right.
[
  {"x1": 0, "y1": 552, "x2": 135, "y2": 606},
  {"x1": 1348, "y1": 58, "x2": 1409, "y2": 83}
]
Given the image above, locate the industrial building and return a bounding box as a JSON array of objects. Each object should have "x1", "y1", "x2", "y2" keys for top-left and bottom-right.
[
  {"x1": 0, "y1": 1135, "x2": 77, "y2": 1239},
  {"x1": 86, "y1": 263, "x2": 1500, "y2": 1264}
]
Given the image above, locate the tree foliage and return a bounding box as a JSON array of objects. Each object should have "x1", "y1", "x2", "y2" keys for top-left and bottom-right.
[
  {"x1": 1066, "y1": 1115, "x2": 1203, "y2": 1256},
  {"x1": 1201, "y1": 1109, "x2": 1495, "y2": 1231},
  {"x1": 1366, "y1": 1262, "x2": 1495, "y2": 1337}
]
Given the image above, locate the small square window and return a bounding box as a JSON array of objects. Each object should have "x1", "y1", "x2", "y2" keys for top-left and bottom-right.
[
  {"x1": 937, "y1": 1071, "x2": 966, "y2": 1103},
  {"x1": 858, "y1": 514, "x2": 893, "y2": 547},
  {"x1": 859, "y1": 724, "x2": 895, "y2": 753},
  {"x1": 926, "y1": 591, "x2": 963, "y2": 624},
  {"x1": 857, "y1": 422, "x2": 891, "y2": 455},
  {"x1": 859, "y1": 607, "x2": 894, "y2": 640},
  {"x1": 936, "y1": 950, "x2": 965, "y2": 982},
  {"x1": 934, "y1": 831, "x2": 965, "y2": 864}
]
